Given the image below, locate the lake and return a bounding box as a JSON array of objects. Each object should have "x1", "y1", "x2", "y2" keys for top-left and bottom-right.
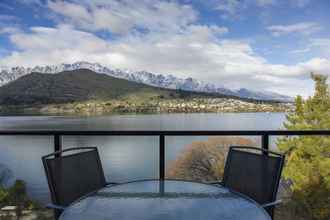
[{"x1": 0, "y1": 112, "x2": 286, "y2": 204}]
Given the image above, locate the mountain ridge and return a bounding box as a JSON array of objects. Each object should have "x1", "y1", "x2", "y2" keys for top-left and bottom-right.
[
  {"x1": 0, "y1": 61, "x2": 293, "y2": 102},
  {"x1": 0, "y1": 69, "x2": 294, "y2": 115},
  {"x1": 0, "y1": 69, "x2": 234, "y2": 105}
]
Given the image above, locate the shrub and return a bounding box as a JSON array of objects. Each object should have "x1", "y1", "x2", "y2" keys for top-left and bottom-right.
[{"x1": 166, "y1": 136, "x2": 255, "y2": 182}]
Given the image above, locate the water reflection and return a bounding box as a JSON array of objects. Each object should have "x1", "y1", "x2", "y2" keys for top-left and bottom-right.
[{"x1": 0, "y1": 113, "x2": 286, "y2": 204}]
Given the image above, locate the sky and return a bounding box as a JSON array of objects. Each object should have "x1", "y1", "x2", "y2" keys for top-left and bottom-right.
[{"x1": 0, "y1": 0, "x2": 329, "y2": 97}]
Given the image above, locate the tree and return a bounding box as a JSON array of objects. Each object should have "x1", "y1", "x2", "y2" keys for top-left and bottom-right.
[
  {"x1": 277, "y1": 73, "x2": 330, "y2": 220},
  {"x1": 167, "y1": 136, "x2": 255, "y2": 182}
]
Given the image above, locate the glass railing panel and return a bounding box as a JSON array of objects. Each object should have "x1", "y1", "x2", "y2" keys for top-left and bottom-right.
[
  {"x1": 165, "y1": 135, "x2": 261, "y2": 182},
  {"x1": 62, "y1": 136, "x2": 159, "y2": 182},
  {"x1": 0, "y1": 136, "x2": 52, "y2": 203}
]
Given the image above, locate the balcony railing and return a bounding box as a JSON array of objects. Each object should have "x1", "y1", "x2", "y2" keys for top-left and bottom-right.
[{"x1": 1, "y1": 129, "x2": 330, "y2": 180}]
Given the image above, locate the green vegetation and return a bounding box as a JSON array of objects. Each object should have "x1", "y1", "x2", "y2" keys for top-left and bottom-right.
[
  {"x1": 277, "y1": 73, "x2": 330, "y2": 220},
  {"x1": 0, "y1": 69, "x2": 229, "y2": 105},
  {"x1": 0, "y1": 69, "x2": 293, "y2": 115},
  {"x1": 168, "y1": 73, "x2": 330, "y2": 220},
  {"x1": 0, "y1": 180, "x2": 38, "y2": 219},
  {"x1": 0, "y1": 170, "x2": 52, "y2": 219}
]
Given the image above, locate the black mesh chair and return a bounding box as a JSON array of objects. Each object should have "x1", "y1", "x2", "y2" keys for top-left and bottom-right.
[
  {"x1": 42, "y1": 147, "x2": 116, "y2": 219},
  {"x1": 212, "y1": 146, "x2": 285, "y2": 219}
]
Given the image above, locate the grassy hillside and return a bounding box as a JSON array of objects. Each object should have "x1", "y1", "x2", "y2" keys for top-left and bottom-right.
[
  {"x1": 0, "y1": 69, "x2": 229, "y2": 105},
  {"x1": 0, "y1": 69, "x2": 294, "y2": 115}
]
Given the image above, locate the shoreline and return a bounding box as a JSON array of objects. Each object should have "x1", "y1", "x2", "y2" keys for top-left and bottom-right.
[
  {"x1": 0, "y1": 98, "x2": 295, "y2": 116},
  {"x1": 0, "y1": 111, "x2": 288, "y2": 117}
]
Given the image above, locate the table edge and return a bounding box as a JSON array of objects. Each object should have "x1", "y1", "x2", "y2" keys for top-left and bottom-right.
[{"x1": 60, "y1": 178, "x2": 271, "y2": 220}]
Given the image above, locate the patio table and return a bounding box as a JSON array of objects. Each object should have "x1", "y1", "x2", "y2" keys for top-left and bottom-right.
[{"x1": 59, "y1": 179, "x2": 271, "y2": 220}]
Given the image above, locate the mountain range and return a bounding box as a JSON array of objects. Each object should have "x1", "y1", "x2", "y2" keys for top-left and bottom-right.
[
  {"x1": 0, "y1": 61, "x2": 293, "y2": 102},
  {"x1": 0, "y1": 69, "x2": 233, "y2": 105}
]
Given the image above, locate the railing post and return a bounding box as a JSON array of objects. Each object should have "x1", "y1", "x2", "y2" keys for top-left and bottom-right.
[
  {"x1": 159, "y1": 134, "x2": 165, "y2": 180},
  {"x1": 54, "y1": 134, "x2": 62, "y2": 157},
  {"x1": 53, "y1": 134, "x2": 62, "y2": 219},
  {"x1": 261, "y1": 134, "x2": 269, "y2": 155}
]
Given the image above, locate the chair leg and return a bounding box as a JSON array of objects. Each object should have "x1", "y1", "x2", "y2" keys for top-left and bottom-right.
[
  {"x1": 265, "y1": 207, "x2": 274, "y2": 219},
  {"x1": 54, "y1": 209, "x2": 63, "y2": 220}
]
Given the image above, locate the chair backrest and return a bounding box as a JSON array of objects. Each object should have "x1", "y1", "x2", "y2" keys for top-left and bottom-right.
[
  {"x1": 223, "y1": 146, "x2": 285, "y2": 216},
  {"x1": 42, "y1": 147, "x2": 106, "y2": 207}
]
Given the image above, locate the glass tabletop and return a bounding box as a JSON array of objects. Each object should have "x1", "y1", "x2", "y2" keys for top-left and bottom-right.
[{"x1": 59, "y1": 180, "x2": 271, "y2": 220}]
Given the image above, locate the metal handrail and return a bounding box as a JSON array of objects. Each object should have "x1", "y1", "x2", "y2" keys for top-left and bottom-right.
[
  {"x1": 0, "y1": 130, "x2": 330, "y2": 135},
  {"x1": 1, "y1": 129, "x2": 330, "y2": 180}
]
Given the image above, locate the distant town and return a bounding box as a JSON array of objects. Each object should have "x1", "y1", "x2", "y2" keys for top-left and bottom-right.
[
  {"x1": 22, "y1": 98, "x2": 295, "y2": 115},
  {"x1": 0, "y1": 69, "x2": 295, "y2": 115}
]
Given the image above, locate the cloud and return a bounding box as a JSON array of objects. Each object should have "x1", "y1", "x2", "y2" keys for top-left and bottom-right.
[
  {"x1": 255, "y1": 0, "x2": 275, "y2": 6},
  {"x1": 0, "y1": 0, "x2": 329, "y2": 98},
  {"x1": 48, "y1": 0, "x2": 197, "y2": 35},
  {"x1": 214, "y1": 0, "x2": 274, "y2": 18},
  {"x1": 290, "y1": 0, "x2": 310, "y2": 8},
  {"x1": 267, "y1": 22, "x2": 322, "y2": 36},
  {"x1": 0, "y1": 2, "x2": 14, "y2": 10},
  {"x1": 1, "y1": 23, "x2": 329, "y2": 97},
  {"x1": 289, "y1": 38, "x2": 330, "y2": 56},
  {"x1": 215, "y1": 0, "x2": 241, "y2": 15},
  {"x1": 2, "y1": 25, "x2": 110, "y2": 66},
  {"x1": 311, "y1": 38, "x2": 330, "y2": 49},
  {"x1": 0, "y1": 27, "x2": 20, "y2": 35},
  {"x1": 17, "y1": 0, "x2": 43, "y2": 6},
  {"x1": 290, "y1": 48, "x2": 310, "y2": 54},
  {"x1": 0, "y1": 15, "x2": 18, "y2": 22},
  {"x1": 310, "y1": 38, "x2": 330, "y2": 57},
  {"x1": 0, "y1": 15, "x2": 21, "y2": 34}
]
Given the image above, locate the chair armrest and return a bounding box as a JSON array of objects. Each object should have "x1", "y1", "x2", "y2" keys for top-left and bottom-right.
[
  {"x1": 262, "y1": 200, "x2": 282, "y2": 208},
  {"x1": 106, "y1": 182, "x2": 118, "y2": 186},
  {"x1": 207, "y1": 181, "x2": 224, "y2": 186},
  {"x1": 46, "y1": 203, "x2": 66, "y2": 210}
]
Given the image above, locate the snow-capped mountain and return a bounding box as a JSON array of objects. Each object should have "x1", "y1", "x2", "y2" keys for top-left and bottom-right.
[
  {"x1": 0, "y1": 61, "x2": 293, "y2": 102},
  {"x1": 235, "y1": 88, "x2": 293, "y2": 102}
]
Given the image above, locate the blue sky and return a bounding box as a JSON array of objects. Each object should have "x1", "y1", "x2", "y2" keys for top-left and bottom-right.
[{"x1": 0, "y1": 0, "x2": 329, "y2": 97}]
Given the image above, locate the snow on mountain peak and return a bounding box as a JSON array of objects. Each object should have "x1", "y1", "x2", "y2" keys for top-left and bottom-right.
[{"x1": 0, "y1": 61, "x2": 293, "y2": 102}]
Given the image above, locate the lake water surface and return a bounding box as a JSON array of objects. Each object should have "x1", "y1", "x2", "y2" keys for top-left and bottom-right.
[{"x1": 0, "y1": 113, "x2": 286, "y2": 203}]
